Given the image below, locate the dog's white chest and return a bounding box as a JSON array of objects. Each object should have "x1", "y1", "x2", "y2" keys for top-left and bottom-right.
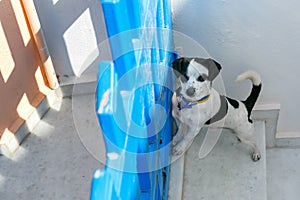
[{"x1": 173, "y1": 101, "x2": 212, "y2": 127}]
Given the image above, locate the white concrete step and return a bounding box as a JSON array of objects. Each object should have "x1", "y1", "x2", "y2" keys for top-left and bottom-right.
[
  {"x1": 169, "y1": 121, "x2": 267, "y2": 200},
  {"x1": 275, "y1": 132, "x2": 300, "y2": 147},
  {"x1": 168, "y1": 155, "x2": 185, "y2": 200}
]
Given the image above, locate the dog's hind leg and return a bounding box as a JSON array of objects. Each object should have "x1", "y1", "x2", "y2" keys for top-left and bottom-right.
[
  {"x1": 239, "y1": 135, "x2": 261, "y2": 161},
  {"x1": 235, "y1": 123, "x2": 261, "y2": 161}
]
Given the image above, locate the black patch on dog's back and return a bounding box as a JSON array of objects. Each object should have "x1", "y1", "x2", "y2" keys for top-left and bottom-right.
[
  {"x1": 205, "y1": 95, "x2": 228, "y2": 125},
  {"x1": 225, "y1": 97, "x2": 239, "y2": 109}
]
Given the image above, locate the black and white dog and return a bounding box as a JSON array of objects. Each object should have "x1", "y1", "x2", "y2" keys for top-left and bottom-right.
[{"x1": 171, "y1": 57, "x2": 262, "y2": 161}]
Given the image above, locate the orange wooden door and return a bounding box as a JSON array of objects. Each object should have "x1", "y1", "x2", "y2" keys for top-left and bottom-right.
[{"x1": 0, "y1": 0, "x2": 50, "y2": 138}]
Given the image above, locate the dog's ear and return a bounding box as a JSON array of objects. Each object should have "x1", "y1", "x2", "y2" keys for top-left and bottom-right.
[
  {"x1": 195, "y1": 58, "x2": 222, "y2": 81},
  {"x1": 172, "y1": 57, "x2": 191, "y2": 78}
]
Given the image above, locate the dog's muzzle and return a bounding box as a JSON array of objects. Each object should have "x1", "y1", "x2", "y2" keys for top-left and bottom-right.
[{"x1": 186, "y1": 87, "x2": 195, "y2": 97}]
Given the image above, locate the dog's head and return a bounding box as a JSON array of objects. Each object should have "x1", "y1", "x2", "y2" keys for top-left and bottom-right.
[{"x1": 172, "y1": 57, "x2": 222, "y2": 101}]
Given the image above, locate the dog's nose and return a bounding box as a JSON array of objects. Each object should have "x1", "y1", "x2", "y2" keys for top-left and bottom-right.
[{"x1": 186, "y1": 87, "x2": 195, "y2": 97}]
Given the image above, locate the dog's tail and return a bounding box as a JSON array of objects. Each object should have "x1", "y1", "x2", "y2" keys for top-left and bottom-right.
[{"x1": 236, "y1": 71, "x2": 262, "y2": 118}]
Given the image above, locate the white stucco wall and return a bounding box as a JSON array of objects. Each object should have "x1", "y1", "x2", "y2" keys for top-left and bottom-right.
[
  {"x1": 33, "y1": 0, "x2": 109, "y2": 76},
  {"x1": 172, "y1": 0, "x2": 300, "y2": 134}
]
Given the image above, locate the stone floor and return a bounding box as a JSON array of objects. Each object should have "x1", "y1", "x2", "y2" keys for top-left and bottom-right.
[
  {"x1": 183, "y1": 121, "x2": 267, "y2": 200},
  {"x1": 0, "y1": 97, "x2": 103, "y2": 200},
  {"x1": 266, "y1": 148, "x2": 300, "y2": 200},
  {"x1": 0, "y1": 95, "x2": 300, "y2": 200}
]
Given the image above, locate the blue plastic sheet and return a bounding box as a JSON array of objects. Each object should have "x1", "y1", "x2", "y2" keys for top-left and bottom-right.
[{"x1": 91, "y1": 0, "x2": 177, "y2": 199}]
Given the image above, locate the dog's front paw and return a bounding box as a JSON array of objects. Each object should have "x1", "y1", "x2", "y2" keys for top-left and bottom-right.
[
  {"x1": 252, "y1": 152, "x2": 261, "y2": 161},
  {"x1": 172, "y1": 136, "x2": 180, "y2": 146},
  {"x1": 172, "y1": 143, "x2": 185, "y2": 156}
]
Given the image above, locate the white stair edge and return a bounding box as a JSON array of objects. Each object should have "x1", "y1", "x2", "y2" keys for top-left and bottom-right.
[
  {"x1": 58, "y1": 73, "x2": 97, "y2": 97},
  {"x1": 275, "y1": 131, "x2": 300, "y2": 148},
  {"x1": 252, "y1": 104, "x2": 280, "y2": 148},
  {"x1": 168, "y1": 155, "x2": 185, "y2": 200}
]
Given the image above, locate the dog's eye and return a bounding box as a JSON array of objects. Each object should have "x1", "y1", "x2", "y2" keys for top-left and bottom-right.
[{"x1": 197, "y1": 75, "x2": 205, "y2": 82}]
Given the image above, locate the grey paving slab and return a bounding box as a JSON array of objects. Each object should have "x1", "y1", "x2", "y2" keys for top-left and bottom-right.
[
  {"x1": 183, "y1": 121, "x2": 267, "y2": 200},
  {"x1": 266, "y1": 148, "x2": 300, "y2": 200},
  {"x1": 0, "y1": 98, "x2": 104, "y2": 200}
]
